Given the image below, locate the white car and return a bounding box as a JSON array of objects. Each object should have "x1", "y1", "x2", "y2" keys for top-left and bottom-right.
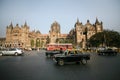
[{"x1": 0, "y1": 48, "x2": 24, "y2": 56}]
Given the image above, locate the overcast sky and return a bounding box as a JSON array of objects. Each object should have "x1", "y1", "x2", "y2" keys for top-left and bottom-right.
[{"x1": 0, "y1": 0, "x2": 120, "y2": 37}]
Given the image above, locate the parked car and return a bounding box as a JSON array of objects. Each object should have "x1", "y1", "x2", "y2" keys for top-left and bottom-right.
[
  {"x1": 97, "y1": 47, "x2": 106, "y2": 53},
  {"x1": 45, "y1": 50, "x2": 63, "y2": 57},
  {"x1": 0, "y1": 48, "x2": 24, "y2": 56},
  {"x1": 53, "y1": 50, "x2": 90, "y2": 66},
  {"x1": 98, "y1": 48, "x2": 117, "y2": 56}
]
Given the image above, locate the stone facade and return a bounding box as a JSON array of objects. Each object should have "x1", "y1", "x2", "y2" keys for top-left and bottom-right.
[
  {"x1": 0, "y1": 38, "x2": 6, "y2": 48},
  {"x1": 70, "y1": 18, "x2": 103, "y2": 48},
  {"x1": 5, "y1": 22, "x2": 30, "y2": 48},
  {"x1": 1, "y1": 18, "x2": 103, "y2": 49},
  {"x1": 49, "y1": 21, "x2": 61, "y2": 43}
]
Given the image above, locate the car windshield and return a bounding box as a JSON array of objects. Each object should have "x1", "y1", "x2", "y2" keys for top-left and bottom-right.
[
  {"x1": 1, "y1": 48, "x2": 7, "y2": 51},
  {"x1": 16, "y1": 48, "x2": 21, "y2": 50},
  {"x1": 17, "y1": 48, "x2": 21, "y2": 50},
  {"x1": 9, "y1": 48, "x2": 16, "y2": 51},
  {"x1": 62, "y1": 50, "x2": 82, "y2": 55}
]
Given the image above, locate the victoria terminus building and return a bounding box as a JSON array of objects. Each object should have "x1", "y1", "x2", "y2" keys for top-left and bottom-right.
[{"x1": 1, "y1": 18, "x2": 103, "y2": 49}]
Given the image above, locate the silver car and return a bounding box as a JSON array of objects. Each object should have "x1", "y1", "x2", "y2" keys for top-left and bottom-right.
[{"x1": 0, "y1": 48, "x2": 24, "y2": 56}]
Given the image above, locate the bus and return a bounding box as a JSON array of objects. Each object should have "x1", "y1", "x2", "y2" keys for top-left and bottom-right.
[{"x1": 46, "y1": 43, "x2": 72, "y2": 51}]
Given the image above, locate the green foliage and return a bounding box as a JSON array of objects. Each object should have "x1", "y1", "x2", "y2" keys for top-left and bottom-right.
[
  {"x1": 46, "y1": 36, "x2": 50, "y2": 44},
  {"x1": 40, "y1": 41, "x2": 44, "y2": 47},
  {"x1": 88, "y1": 30, "x2": 120, "y2": 48},
  {"x1": 57, "y1": 38, "x2": 74, "y2": 44},
  {"x1": 36, "y1": 39, "x2": 40, "y2": 47},
  {"x1": 31, "y1": 39, "x2": 34, "y2": 47}
]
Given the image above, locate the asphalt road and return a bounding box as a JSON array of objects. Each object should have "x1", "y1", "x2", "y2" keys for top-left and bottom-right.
[{"x1": 0, "y1": 50, "x2": 120, "y2": 80}]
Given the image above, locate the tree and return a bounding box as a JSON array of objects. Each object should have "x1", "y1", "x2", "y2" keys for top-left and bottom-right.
[
  {"x1": 88, "y1": 30, "x2": 120, "y2": 48},
  {"x1": 104, "y1": 30, "x2": 120, "y2": 47},
  {"x1": 88, "y1": 32, "x2": 104, "y2": 47},
  {"x1": 56, "y1": 38, "x2": 59, "y2": 43},
  {"x1": 31, "y1": 39, "x2": 34, "y2": 47},
  {"x1": 56, "y1": 38, "x2": 65, "y2": 43},
  {"x1": 36, "y1": 39, "x2": 40, "y2": 47},
  {"x1": 40, "y1": 41, "x2": 44, "y2": 48},
  {"x1": 46, "y1": 36, "x2": 50, "y2": 44},
  {"x1": 57, "y1": 38, "x2": 73, "y2": 43}
]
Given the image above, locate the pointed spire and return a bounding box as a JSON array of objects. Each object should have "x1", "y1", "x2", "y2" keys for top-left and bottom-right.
[
  {"x1": 101, "y1": 21, "x2": 103, "y2": 25},
  {"x1": 6, "y1": 25, "x2": 8, "y2": 28},
  {"x1": 74, "y1": 18, "x2": 82, "y2": 27},
  {"x1": 77, "y1": 18, "x2": 79, "y2": 23},
  {"x1": 76, "y1": 18, "x2": 81, "y2": 24},
  {"x1": 54, "y1": 20, "x2": 57, "y2": 23},
  {"x1": 95, "y1": 17, "x2": 100, "y2": 24},
  {"x1": 24, "y1": 21, "x2": 27, "y2": 26},
  {"x1": 10, "y1": 22, "x2": 13, "y2": 27},
  {"x1": 8, "y1": 22, "x2": 13, "y2": 29},
  {"x1": 96, "y1": 17, "x2": 98, "y2": 21},
  {"x1": 9, "y1": 21, "x2": 13, "y2": 28}
]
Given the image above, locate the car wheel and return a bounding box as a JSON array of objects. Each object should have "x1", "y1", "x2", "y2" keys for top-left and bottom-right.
[
  {"x1": 81, "y1": 59, "x2": 87, "y2": 65},
  {"x1": 0, "y1": 52, "x2": 3, "y2": 56},
  {"x1": 47, "y1": 54, "x2": 51, "y2": 58},
  {"x1": 58, "y1": 59, "x2": 64, "y2": 66},
  {"x1": 14, "y1": 52, "x2": 18, "y2": 56},
  {"x1": 98, "y1": 53, "x2": 101, "y2": 55},
  {"x1": 76, "y1": 61, "x2": 80, "y2": 64},
  {"x1": 114, "y1": 52, "x2": 117, "y2": 56},
  {"x1": 102, "y1": 53, "x2": 105, "y2": 55}
]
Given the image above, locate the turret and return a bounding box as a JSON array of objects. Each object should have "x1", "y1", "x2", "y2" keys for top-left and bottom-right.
[
  {"x1": 9, "y1": 22, "x2": 13, "y2": 28},
  {"x1": 6, "y1": 22, "x2": 13, "y2": 32},
  {"x1": 74, "y1": 18, "x2": 82, "y2": 28},
  {"x1": 85, "y1": 19, "x2": 92, "y2": 29},
  {"x1": 7, "y1": 22, "x2": 13, "y2": 29},
  {"x1": 95, "y1": 18, "x2": 103, "y2": 32},
  {"x1": 24, "y1": 21, "x2": 27, "y2": 27},
  {"x1": 6, "y1": 22, "x2": 14, "y2": 41},
  {"x1": 95, "y1": 17, "x2": 100, "y2": 25}
]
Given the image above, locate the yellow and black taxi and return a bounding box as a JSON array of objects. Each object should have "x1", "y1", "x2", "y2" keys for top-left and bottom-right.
[{"x1": 53, "y1": 49, "x2": 90, "y2": 66}]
